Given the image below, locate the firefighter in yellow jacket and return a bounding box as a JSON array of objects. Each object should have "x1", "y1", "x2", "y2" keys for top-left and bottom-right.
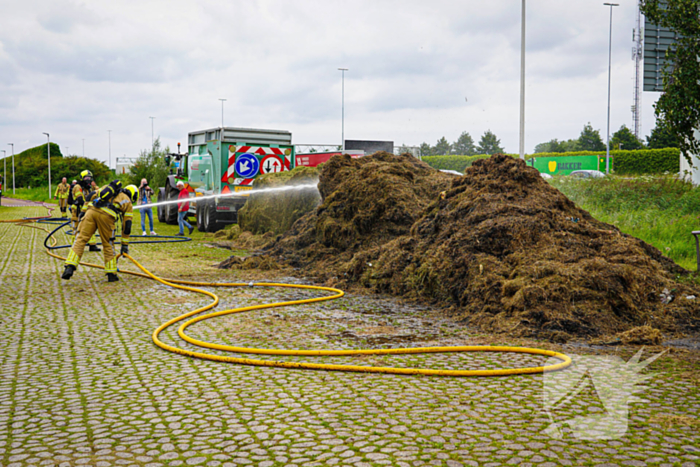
[
  {"x1": 69, "y1": 171, "x2": 100, "y2": 251},
  {"x1": 62, "y1": 181, "x2": 138, "y2": 282},
  {"x1": 54, "y1": 177, "x2": 70, "y2": 217}
]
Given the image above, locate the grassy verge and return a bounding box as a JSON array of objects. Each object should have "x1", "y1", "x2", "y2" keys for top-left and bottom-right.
[
  {"x1": 2, "y1": 185, "x2": 57, "y2": 203},
  {"x1": 551, "y1": 175, "x2": 700, "y2": 271}
]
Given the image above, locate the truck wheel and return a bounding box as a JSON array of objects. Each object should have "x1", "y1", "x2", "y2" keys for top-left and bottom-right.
[
  {"x1": 157, "y1": 188, "x2": 166, "y2": 223},
  {"x1": 203, "y1": 202, "x2": 224, "y2": 233},
  {"x1": 164, "y1": 186, "x2": 178, "y2": 225},
  {"x1": 196, "y1": 201, "x2": 206, "y2": 232}
]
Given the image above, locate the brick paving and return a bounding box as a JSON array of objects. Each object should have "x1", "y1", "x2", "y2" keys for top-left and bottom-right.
[{"x1": 0, "y1": 206, "x2": 698, "y2": 467}]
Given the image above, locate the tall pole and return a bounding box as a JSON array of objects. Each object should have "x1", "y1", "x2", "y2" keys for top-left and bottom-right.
[
  {"x1": 219, "y1": 98, "x2": 226, "y2": 128},
  {"x1": 149, "y1": 116, "x2": 155, "y2": 149},
  {"x1": 82, "y1": 139, "x2": 85, "y2": 157},
  {"x1": 8, "y1": 143, "x2": 14, "y2": 194},
  {"x1": 338, "y1": 68, "x2": 348, "y2": 151},
  {"x1": 108, "y1": 130, "x2": 112, "y2": 170},
  {"x1": 519, "y1": 0, "x2": 526, "y2": 160},
  {"x1": 604, "y1": 3, "x2": 619, "y2": 175},
  {"x1": 43, "y1": 133, "x2": 51, "y2": 199}
]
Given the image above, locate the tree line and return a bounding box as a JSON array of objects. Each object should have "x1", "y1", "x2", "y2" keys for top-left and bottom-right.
[
  {"x1": 534, "y1": 121, "x2": 679, "y2": 154},
  {"x1": 401, "y1": 130, "x2": 505, "y2": 156}
]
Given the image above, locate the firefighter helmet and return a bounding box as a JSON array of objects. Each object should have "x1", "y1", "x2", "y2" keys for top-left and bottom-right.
[
  {"x1": 124, "y1": 185, "x2": 138, "y2": 204},
  {"x1": 80, "y1": 170, "x2": 93, "y2": 181}
]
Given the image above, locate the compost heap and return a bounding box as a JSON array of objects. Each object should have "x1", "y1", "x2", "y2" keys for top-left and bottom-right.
[{"x1": 259, "y1": 152, "x2": 700, "y2": 340}]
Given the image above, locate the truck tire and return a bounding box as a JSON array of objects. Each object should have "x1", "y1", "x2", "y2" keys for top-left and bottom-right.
[
  {"x1": 203, "y1": 202, "x2": 224, "y2": 233},
  {"x1": 164, "y1": 185, "x2": 178, "y2": 225},
  {"x1": 196, "y1": 201, "x2": 206, "y2": 232},
  {"x1": 157, "y1": 188, "x2": 166, "y2": 223}
]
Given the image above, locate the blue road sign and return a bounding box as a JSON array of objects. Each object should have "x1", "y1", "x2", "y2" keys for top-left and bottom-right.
[{"x1": 235, "y1": 153, "x2": 260, "y2": 178}]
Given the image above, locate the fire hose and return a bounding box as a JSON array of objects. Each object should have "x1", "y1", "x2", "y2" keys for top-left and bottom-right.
[{"x1": 3, "y1": 210, "x2": 572, "y2": 376}]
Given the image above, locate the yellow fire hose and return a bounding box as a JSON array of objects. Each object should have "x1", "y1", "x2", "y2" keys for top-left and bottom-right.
[{"x1": 5, "y1": 213, "x2": 572, "y2": 376}]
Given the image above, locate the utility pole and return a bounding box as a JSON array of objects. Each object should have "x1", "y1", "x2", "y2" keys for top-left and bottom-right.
[
  {"x1": 2, "y1": 150, "x2": 5, "y2": 195},
  {"x1": 632, "y1": 4, "x2": 643, "y2": 139},
  {"x1": 43, "y1": 133, "x2": 51, "y2": 199},
  {"x1": 82, "y1": 139, "x2": 85, "y2": 157},
  {"x1": 219, "y1": 98, "x2": 226, "y2": 128},
  {"x1": 108, "y1": 130, "x2": 112, "y2": 170},
  {"x1": 8, "y1": 143, "x2": 14, "y2": 194},
  {"x1": 149, "y1": 116, "x2": 155, "y2": 150},
  {"x1": 604, "y1": 3, "x2": 619, "y2": 175},
  {"x1": 338, "y1": 68, "x2": 348, "y2": 151},
  {"x1": 519, "y1": 0, "x2": 526, "y2": 160}
]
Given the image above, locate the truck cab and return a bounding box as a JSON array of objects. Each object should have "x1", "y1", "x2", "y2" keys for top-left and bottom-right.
[{"x1": 158, "y1": 127, "x2": 294, "y2": 232}]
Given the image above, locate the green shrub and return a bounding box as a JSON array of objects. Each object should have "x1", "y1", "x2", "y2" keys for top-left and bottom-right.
[
  {"x1": 524, "y1": 148, "x2": 680, "y2": 174},
  {"x1": 422, "y1": 155, "x2": 491, "y2": 173}
]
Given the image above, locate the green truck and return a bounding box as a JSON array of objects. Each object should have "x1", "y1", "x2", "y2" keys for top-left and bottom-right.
[
  {"x1": 157, "y1": 127, "x2": 295, "y2": 232},
  {"x1": 528, "y1": 155, "x2": 608, "y2": 176}
]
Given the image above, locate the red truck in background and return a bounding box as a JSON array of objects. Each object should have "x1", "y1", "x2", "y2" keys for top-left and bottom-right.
[{"x1": 295, "y1": 150, "x2": 364, "y2": 167}]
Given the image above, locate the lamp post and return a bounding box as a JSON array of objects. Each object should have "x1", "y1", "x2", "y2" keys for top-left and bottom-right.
[
  {"x1": 604, "y1": 2, "x2": 619, "y2": 174},
  {"x1": 2, "y1": 150, "x2": 5, "y2": 195},
  {"x1": 219, "y1": 98, "x2": 226, "y2": 128},
  {"x1": 338, "y1": 68, "x2": 348, "y2": 151},
  {"x1": 8, "y1": 143, "x2": 14, "y2": 194},
  {"x1": 82, "y1": 139, "x2": 85, "y2": 157},
  {"x1": 149, "y1": 116, "x2": 155, "y2": 149},
  {"x1": 43, "y1": 133, "x2": 51, "y2": 199},
  {"x1": 518, "y1": 0, "x2": 526, "y2": 160},
  {"x1": 108, "y1": 130, "x2": 112, "y2": 170}
]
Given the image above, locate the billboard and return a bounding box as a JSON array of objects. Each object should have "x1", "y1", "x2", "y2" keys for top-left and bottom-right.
[
  {"x1": 643, "y1": 3, "x2": 681, "y2": 92},
  {"x1": 529, "y1": 155, "x2": 604, "y2": 176}
]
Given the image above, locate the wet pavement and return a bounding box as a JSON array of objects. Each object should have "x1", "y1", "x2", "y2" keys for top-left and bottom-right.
[{"x1": 1, "y1": 206, "x2": 699, "y2": 467}]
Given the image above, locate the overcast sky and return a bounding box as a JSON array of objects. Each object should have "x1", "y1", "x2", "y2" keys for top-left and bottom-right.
[{"x1": 0, "y1": 0, "x2": 660, "y2": 167}]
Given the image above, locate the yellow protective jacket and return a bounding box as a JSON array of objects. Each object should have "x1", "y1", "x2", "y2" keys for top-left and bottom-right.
[
  {"x1": 55, "y1": 182, "x2": 70, "y2": 199},
  {"x1": 88, "y1": 188, "x2": 134, "y2": 245}
]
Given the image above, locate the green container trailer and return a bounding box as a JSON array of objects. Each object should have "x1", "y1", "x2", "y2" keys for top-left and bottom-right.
[
  {"x1": 157, "y1": 127, "x2": 294, "y2": 232},
  {"x1": 528, "y1": 155, "x2": 607, "y2": 175}
]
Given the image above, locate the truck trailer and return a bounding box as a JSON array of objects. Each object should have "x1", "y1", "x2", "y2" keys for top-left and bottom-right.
[{"x1": 158, "y1": 127, "x2": 294, "y2": 232}]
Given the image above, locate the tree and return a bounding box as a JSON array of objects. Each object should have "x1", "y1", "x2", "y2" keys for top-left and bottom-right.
[
  {"x1": 128, "y1": 138, "x2": 170, "y2": 189},
  {"x1": 640, "y1": 1, "x2": 700, "y2": 155},
  {"x1": 419, "y1": 142, "x2": 433, "y2": 157},
  {"x1": 534, "y1": 139, "x2": 567, "y2": 153},
  {"x1": 610, "y1": 125, "x2": 644, "y2": 150},
  {"x1": 476, "y1": 130, "x2": 504, "y2": 155},
  {"x1": 433, "y1": 137, "x2": 452, "y2": 156},
  {"x1": 646, "y1": 121, "x2": 680, "y2": 148},
  {"x1": 577, "y1": 123, "x2": 606, "y2": 151},
  {"x1": 453, "y1": 131, "x2": 476, "y2": 155}
]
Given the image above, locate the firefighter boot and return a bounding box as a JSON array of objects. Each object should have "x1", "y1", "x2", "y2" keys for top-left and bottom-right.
[
  {"x1": 61, "y1": 265, "x2": 76, "y2": 280},
  {"x1": 89, "y1": 245, "x2": 102, "y2": 252},
  {"x1": 107, "y1": 273, "x2": 119, "y2": 282}
]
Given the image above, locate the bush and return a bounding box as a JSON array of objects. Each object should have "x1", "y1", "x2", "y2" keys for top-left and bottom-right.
[{"x1": 421, "y1": 155, "x2": 491, "y2": 173}]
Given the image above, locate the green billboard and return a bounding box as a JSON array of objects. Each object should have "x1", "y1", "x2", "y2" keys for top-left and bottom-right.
[{"x1": 529, "y1": 155, "x2": 606, "y2": 175}]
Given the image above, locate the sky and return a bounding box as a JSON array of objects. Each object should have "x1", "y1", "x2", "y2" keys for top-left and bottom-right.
[{"x1": 0, "y1": 0, "x2": 661, "y2": 168}]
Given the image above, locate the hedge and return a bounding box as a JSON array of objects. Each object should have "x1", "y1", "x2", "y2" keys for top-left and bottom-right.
[{"x1": 422, "y1": 148, "x2": 680, "y2": 175}]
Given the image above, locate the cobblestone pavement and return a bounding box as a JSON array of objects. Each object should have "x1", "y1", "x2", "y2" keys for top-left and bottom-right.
[{"x1": 1, "y1": 206, "x2": 699, "y2": 467}]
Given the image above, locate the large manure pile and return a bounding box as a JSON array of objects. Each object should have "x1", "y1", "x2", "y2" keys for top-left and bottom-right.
[{"x1": 265, "y1": 153, "x2": 699, "y2": 340}]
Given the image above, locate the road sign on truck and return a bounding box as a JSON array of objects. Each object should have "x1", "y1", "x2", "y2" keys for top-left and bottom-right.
[{"x1": 157, "y1": 127, "x2": 294, "y2": 232}]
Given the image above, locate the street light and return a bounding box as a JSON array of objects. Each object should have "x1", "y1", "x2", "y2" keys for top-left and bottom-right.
[
  {"x1": 43, "y1": 132, "x2": 51, "y2": 199},
  {"x1": 338, "y1": 68, "x2": 348, "y2": 151},
  {"x1": 82, "y1": 139, "x2": 85, "y2": 157},
  {"x1": 149, "y1": 116, "x2": 155, "y2": 149},
  {"x1": 219, "y1": 98, "x2": 227, "y2": 127},
  {"x1": 1, "y1": 150, "x2": 5, "y2": 195},
  {"x1": 604, "y1": 2, "x2": 619, "y2": 174},
  {"x1": 519, "y1": 0, "x2": 526, "y2": 160},
  {"x1": 8, "y1": 143, "x2": 14, "y2": 194},
  {"x1": 108, "y1": 130, "x2": 112, "y2": 170}
]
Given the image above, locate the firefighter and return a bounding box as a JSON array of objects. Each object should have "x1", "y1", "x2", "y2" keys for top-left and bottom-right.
[
  {"x1": 69, "y1": 171, "x2": 100, "y2": 251},
  {"x1": 62, "y1": 182, "x2": 138, "y2": 282},
  {"x1": 54, "y1": 177, "x2": 70, "y2": 217}
]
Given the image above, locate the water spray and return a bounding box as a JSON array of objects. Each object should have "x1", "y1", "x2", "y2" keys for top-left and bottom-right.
[{"x1": 136, "y1": 183, "x2": 319, "y2": 210}]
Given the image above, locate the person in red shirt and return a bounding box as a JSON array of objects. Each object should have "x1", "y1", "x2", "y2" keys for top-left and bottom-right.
[{"x1": 176, "y1": 181, "x2": 194, "y2": 236}]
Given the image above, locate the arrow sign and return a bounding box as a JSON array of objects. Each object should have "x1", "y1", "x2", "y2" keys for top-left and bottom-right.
[
  {"x1": 260, "y1": 154, "x2": 284, "y2": 174},
  {"x1": 235, "y1": 153, "x2": 259, "y2": 178}
]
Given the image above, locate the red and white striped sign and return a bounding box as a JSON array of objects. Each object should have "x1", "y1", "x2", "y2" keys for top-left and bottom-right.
[{"x1": 222, "y1": 145, "x2": 293, "y2": 185}]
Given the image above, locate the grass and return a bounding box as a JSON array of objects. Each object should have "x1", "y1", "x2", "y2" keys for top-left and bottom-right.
[
  {"x1": 2, "y1": 185, "x2": 58, "y2": 203},
  {"x1": 551, "y1": 175, "x2": 700, "y2": 271}
]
